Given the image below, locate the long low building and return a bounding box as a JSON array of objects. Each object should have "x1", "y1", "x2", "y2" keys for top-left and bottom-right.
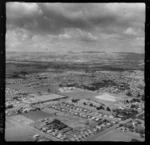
[{"x1": 30, "y1": 94, "x2": 68, "y2": 105}]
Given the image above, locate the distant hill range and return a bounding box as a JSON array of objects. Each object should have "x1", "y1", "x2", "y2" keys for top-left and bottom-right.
[{"x1": 6, "y1": 51, "x2": 144, "y2": 71}]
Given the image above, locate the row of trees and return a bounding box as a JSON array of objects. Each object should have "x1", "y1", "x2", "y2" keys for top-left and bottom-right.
[{"x1": 11, "y1": 71, "x2": 28, "y2": 78}]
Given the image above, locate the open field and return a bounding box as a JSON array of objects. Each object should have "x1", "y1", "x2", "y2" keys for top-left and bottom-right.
[
  {"x1": 62, "y1": 89, "x2": 99, "y2": 99},
  {"x1": 5, "y1": 119, "x2": 37, "y2": 141},
  {"x1": 96, "y1": 129, "x2": 140, "y2": 141},
  {"x1": 5, "y1": 120, "x2": 15, "y2": 129},
  {"x1": 11, "y1": 115, "x2": 34, "y2": 125},
  {"x1": 95, "y1": 93, "x2": 118, "y2": 102},
  {"x1": 22, "y1": 110, "x2": 54, "y2": 121},
  {"x1": 62, "y1": 90, "x2": 118, "y2": 109},
  {"x1": 55, "y1": 114, "x2": 88, "y2": 129},
  {"x1": 31, "y1": 85, "x2": 52, "y2": 93}
]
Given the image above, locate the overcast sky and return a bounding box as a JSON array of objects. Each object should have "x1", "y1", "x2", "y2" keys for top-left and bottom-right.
[{"x1": 6, "y1": 3, "x2": 145, "y2": 53}]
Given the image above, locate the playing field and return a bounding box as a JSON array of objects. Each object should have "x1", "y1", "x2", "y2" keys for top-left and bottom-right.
[{"x1": 95, "y1": 93, "x2": 117, "y2": 102}]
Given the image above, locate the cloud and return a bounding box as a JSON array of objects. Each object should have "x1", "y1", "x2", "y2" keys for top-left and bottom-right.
[
  {"x1": 64, "y1": 28, "x2": 98, "y2": 42},
  {"x1": 6, "y1": 3, "x2": 145, "y2": 36},
  {"x1": 6, "y1": 3, "x2": 145, "y2": 53},
  {"x1": 124, "y1": 27, "x2": 138, "y2": 35},
  {"x1": 58, "y1": 34, "x2": 71, "y2": 39},
  {"x1": 6, "y1": 2, "x2": 42, "y2": 18}
]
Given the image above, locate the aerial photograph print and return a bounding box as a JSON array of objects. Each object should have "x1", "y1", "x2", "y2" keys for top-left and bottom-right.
[{"x1": 5, "y1": 2, "x2": 145, "y2": 142}]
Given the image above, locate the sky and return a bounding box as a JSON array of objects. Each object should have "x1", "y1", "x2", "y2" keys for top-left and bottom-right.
[{"x1": 6, "y1": 3, "x2": 145, "y2": 53}]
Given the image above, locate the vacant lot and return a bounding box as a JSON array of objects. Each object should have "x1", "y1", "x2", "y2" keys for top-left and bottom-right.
[
  {"x1": 96, "y1": 129, "x2": 138, "y2": 141},
  {"x1": 5, "y1": 119, "x2": 37, "y2": 141},
  {"x1": 62, "y1": 90, "x2": 117, "y2": 108},
  {"x1": 5, "y1": 120, "x2": 15, "y2": 129},
  {"x1": 95, "y1": 93, "x2": 117, "y2": 102},
  {"x1": 55, "y1": 114, "x2": 88, "y2": 129},
  {"x1": 62, "y1": 89, "x2": 98, "y2": 99},
  {"x1": 22, "y1": 110, "x2": 53, "y2": 121}
]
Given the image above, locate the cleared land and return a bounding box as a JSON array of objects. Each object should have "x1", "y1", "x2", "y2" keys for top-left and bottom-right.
[
  {"x1": 5, "y1": 119, "x2": 37, "y2": 141},
  {"x1": 95, "y1": 93, "x2": 117, "y2": 102},
  {"x1": 55, "y1": 114, "x2": 88, "y2": 129},
  {"x1": 62, "y1": 89, "x2": 99, "y2": 99},
  {"x1": 96, "y1": 129, "x2": 138, "y2": 141},
  {"x1": 62, "y1": 90, "x2": 117, "y2": 108},
  {"x1": 21, "y1": 110, "x2": 54, "y2": 121}
]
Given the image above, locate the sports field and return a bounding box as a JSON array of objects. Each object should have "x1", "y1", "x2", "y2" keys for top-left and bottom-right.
[{"x1": 95, "y1": 93, "x2": 117, "y2": 102}]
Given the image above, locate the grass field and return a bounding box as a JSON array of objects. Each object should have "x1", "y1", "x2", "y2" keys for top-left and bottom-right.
[
  {"x1": 62, "y1": 90, "x2": 118, "y2": 109},
  {"x1": 5, "y1": 119, "x2": 37, "y2": 141},
  {"x1": 55, "y1": 114, "x2": 87, "y2": 129},
  {"x1": 62, "y1": 89, "x2": 99, "y2": 99},
  {"x1": 97, "y1": 129, "x2": 138, "y2": 141},
  {"x1": 22, "y1": 110, "x2": 54, "y2": 121},
  {"x1": 5, "y1": 120, "x2": 15, "y2": 129},
  {"x1": 95, "y1": 93, "x2": 117, "y2": 102}
]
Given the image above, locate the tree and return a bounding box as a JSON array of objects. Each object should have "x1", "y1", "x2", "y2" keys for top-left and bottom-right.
[
  {"x1": 96, "y1": 107, "x2": 101, "y2": 110},
  {"x1": 12, "y1": 72, "x2": 19, "y2": 78},
  {"x1": 38, "y1": 92, "x2": 42, "y2": 95},
  {"x1": 126, "y1": 91, "x2": 132, "y2": 96},
  {"x1": 83, "y1": 102, "x2": 86, "y2": 105},
  {"x1": 89, "y1": 103, "x2": 93, "y2": 107},
  {"x1": 20, "y1": 71, "x2": 28, "y2": 76},
  {"x1": 125, "y1": 122, "x2": 133, "y2": 128},
  {"x1": 72, "y1": 99, "x2": 78, "y2": 103},
  {"x1": 141, "y1": 94, "x2": 145, "y2": 101},
  {"x1": 119, "y1": 124, "x2": 123, "y2": 127},
  {"x1": 130, "y1": 139, "x2": 141, "y2": 142},
  {"x1": 131, "y1": 104, "x2": 135, "y2": 108},
  {"x1": 47, "y1": 88, "x2": 51, "y2": 93},
  {"x1": 99, "y1": 106, "x2": 104, "y2": 110},
  {"x1": 135, "y1": 126, "x2": 145, "y2": 134},
  {"x1": 106, "y1": 107, "x2": 111, "y2": 111}
]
